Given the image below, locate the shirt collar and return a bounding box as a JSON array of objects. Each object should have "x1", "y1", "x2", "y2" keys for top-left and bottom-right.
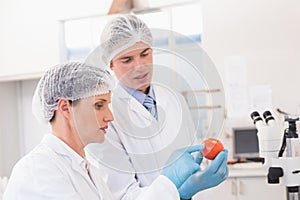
[{"x1": 119, "y1": 82, "x2": 156, "y2": 104}]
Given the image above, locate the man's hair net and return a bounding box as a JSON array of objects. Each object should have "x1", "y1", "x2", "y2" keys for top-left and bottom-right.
[
  {"x1": 32, "y1": 62, "x2": 115, "y2": 124},
  {"x1": 101, "y1": 14, "x2": 153, "y2": 65}
]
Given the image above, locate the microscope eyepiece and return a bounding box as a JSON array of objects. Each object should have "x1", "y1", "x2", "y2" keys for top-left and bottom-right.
[
  {"x1": 263, "y1": 111, "x2": 275, "y2": 125},
  {"x1": 250, "y1": 111, "x2": 263, "y2": 125},
  {"x1": 263, "y1": 111, "x2": 273, "y2": 119}
]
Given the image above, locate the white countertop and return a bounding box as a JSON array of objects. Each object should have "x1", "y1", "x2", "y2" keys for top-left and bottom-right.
[{"x1": 228, "y1": 162, "x2": 268, "y2": 177}]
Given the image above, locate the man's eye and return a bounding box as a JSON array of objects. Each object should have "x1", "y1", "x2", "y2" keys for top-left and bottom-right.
[
  {"x1": 141, "y1": 53, "x2": 149, "y2": 57},
  {"x1": 121, "y1": 58, "x2": 131, "y2": 64}
]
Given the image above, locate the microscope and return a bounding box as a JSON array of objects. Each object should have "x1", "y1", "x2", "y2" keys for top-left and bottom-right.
[{"x1": 251, "y1": 111, "x2": 300, "y2": 200}]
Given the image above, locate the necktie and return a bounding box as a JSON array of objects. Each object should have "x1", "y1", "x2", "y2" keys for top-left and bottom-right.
[{"x1": 143, "y1": 95, "x2": 158, "y2": 119}]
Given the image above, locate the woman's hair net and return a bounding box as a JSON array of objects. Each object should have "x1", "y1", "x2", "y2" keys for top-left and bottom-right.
[
  {"x1": 32, "y1": 62, "x2": 115, "y2": 124},
  {"x1": 101, "y1": 14, "x2": 153, "y2": 65}
]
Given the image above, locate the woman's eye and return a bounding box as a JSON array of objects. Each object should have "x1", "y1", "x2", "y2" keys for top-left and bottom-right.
[{"x1": 95, "y1": 103, "x2": 103, "y2": 110}]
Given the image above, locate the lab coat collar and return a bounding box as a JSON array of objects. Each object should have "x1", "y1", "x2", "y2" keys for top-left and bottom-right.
[
  {"x1": 113, "y1": 84, "x2": 157, "y2": 122},
  {"x1": 41, "y1": 134, "x2": 87, "y2": 172},
  {"x1": 40, "y1": 134, "x2": 108, "y2": 198},
  {"x1": 118, "y1": 82, "x2": 156, "y2": 104}
]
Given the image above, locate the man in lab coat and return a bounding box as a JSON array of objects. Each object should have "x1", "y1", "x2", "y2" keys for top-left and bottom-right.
[
  {"x1": 3, "y1": 62, "x2": 214, "y2": 200},
  {"x1": 91, "y1": 14, "x2": 228, "y2": 200}
]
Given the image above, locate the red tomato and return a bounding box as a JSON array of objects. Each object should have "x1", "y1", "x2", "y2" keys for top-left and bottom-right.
[{"x1": 201, "y1": 138, "x2": 224, "y2": 160}]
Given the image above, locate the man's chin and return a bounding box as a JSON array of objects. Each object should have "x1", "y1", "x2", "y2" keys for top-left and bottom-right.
[
  {"x1": 123, "y1": 81, "x2": 151, "y2": 92},
  {"x1": 138, "y1": 84, "x2": 151, "y2": 93},
  {"x1": 127, "y1": 82, "x2": 149, "y2": 92}
]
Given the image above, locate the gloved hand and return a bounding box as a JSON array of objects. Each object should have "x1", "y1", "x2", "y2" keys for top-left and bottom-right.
[
  {"x1": 178, "y1": 149, "x2": 229, "y2": 199},
  {"x1": 162, "y1": 145, "x2": 204, "y2": 189}
]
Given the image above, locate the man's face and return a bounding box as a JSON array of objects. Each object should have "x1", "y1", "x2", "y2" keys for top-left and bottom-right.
[
  {"x1": 70, "y1": 92, "x2": 114, "y2": 145},
  {"x1": 110, "y1": 42, "x2": 153, "y2": 93}
]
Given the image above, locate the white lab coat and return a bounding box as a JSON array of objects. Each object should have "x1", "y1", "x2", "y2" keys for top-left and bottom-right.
[
  {"x1": 89, "y1": 84, "x2": 200, "y2": 200},
  {"x1": 3, "y1": 134, "x2": 113, "y2": 200},
  {"x1": 4, "y1": 134, "x2": 179, "y2": 200}
]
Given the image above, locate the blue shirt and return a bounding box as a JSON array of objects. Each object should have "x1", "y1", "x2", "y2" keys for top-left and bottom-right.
[{"x1": 119, "y1": 82, "x2": 156, "y2": 105}]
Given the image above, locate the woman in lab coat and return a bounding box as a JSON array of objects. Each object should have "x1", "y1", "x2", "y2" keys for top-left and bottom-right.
[
  {"x1": 3, "y1": 62, "x2": 208, "y2": 199},
  {"x1": 90, "y1": 14, "x2": 229, "y2": 200}
]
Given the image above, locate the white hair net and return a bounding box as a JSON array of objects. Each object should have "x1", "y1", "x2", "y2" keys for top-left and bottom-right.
[
  {"x1": 32, "y1": 62, "x2": 115, "y2": 124},
  {"x1": 101, "y1": 14, "x2": 153, "y2": 65}
]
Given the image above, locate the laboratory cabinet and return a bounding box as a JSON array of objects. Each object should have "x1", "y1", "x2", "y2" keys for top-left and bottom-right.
[
  {"x1": 209, "y1": 168, "x2": 286, "y2": 200},
  {"x1": 0, "y1": 79, "x2": 48, "y2": 177}
]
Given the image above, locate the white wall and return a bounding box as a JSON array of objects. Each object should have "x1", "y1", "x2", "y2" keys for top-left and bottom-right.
[
  {"x1": 202, "y1": 0, "x2": 300, "y2": 115},
  {"x1": 201, "y1": 0, "x2": 300, "y2": 158},
  {"x1": 0, "y1": 0, "x2": 59, "y2": 77},
  {"x1": 0, "y1": 0, "x2": 112, "y2": 78},
  {"x1": 4, "y1": 0, "x2": 299, "y2": 113}
]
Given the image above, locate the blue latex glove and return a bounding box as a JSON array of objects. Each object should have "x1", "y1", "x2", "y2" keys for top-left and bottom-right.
[
  {"x1": 178, "y1": 149, "x2": 229, "y2": 199},
  {"x1": 162, "y1": 145, "x2": 204, "y2": 189}
]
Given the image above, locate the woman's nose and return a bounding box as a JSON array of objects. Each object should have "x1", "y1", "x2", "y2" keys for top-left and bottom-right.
[{"x1": 104, "y1": 109, "x2": 114, "y2": 122}]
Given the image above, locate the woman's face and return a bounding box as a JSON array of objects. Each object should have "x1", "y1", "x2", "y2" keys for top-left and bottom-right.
[
  {"x1": 110, "y1": 42, "x2": 153, "y2": 93},
  {"x1": 70, "y1": 92, "x2": 114, "y2": 145}
]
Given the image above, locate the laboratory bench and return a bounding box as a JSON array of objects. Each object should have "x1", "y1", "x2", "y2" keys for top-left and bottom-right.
[{"x1": 207, "y1": 163, "x2": 286, "y2": 200}]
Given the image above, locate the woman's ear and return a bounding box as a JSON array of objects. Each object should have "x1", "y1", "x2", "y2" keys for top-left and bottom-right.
[{"x1": 57, "y1": 98, "x2": 72, "y2": 119}]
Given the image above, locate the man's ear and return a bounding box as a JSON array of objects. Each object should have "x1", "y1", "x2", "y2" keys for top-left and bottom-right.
[{"x1": 57, "y1": 98, "x2": 71, "y2": 119}]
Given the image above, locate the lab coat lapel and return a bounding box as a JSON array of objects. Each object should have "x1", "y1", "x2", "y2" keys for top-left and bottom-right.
[
  {"x1": 88, "y1": 164, "x2": 114, "y2": 199},
  {"x1": 153, "y1": 85, "x2": 164, "y2": 120},
  {"x1": 43, "y1": 135, "x2": 86, "y2": 177},
  {"x1": 152, "y1": 84, "x2": 171, "y2": 125},
  {"x1": 68, "y1": 160, "x2": 102, "y2": 197}
]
